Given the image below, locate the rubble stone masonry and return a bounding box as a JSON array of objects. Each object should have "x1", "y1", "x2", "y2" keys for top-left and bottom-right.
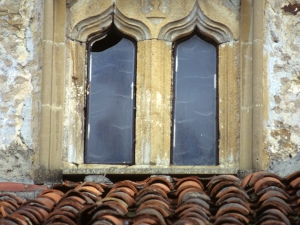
[{"x1": 0, "y1": 0, "x2": 299, "y2": 182}]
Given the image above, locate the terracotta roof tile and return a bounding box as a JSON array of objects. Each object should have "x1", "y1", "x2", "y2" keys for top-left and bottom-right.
[{"x1": 0, "y1": 170, "x2": 300, "y2": 224}]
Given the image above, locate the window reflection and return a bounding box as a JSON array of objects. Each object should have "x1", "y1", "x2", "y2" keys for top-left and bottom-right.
[
  {"x1": 85, "y1": 30, "x2": 136, "y2": 164},
  {"x1": 172, "y1": 34, "x2": 218, "y2": 165}
]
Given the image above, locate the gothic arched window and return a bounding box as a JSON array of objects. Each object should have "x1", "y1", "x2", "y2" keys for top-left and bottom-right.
[
  {"x1": 172, "y1": 34, "x2": 218, "y2": 165},
  {"x1": 85, "y1": 29, "x2": 136, "y2": 164}
]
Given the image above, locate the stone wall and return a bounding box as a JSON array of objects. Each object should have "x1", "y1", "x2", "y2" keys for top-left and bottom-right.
[
  {"x1": 0, "y1": 0, "x2": 299, "y2": 182},
  {"x1": 265, "y1": 0, "x2": 300, "y2": 176},
  {"x1": 0, "y1": 0, "x2": 43, "y2": 182}
]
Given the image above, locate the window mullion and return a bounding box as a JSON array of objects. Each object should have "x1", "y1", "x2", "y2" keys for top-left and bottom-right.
[{"x1": 135, "y1": 39, "x2": 172, "y2": 166}]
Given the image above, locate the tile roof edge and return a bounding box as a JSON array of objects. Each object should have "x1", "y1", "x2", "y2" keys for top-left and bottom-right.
[{"x1": 0, "y1": 182, "x2": 48, "y2": 192}]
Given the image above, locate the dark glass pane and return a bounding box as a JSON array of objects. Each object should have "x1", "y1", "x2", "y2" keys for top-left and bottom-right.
[
  {"x1": 85, "y1": 37, "x2": 135, "y2": 164},
  {"x1": 172, "y1": 35, "x2": 218, "y2": 165}
]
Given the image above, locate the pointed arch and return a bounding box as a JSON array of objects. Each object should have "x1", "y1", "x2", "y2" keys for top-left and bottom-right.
[{"x1": 158, "y1": 2, "x2": 235, "y2": 43}]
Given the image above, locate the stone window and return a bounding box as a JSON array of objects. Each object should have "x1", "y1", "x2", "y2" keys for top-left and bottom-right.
[
  {"x1": 85, "y1": 29, "x2": 136, "y2": 164},
  {"x1": 37, "y1": 0, "x2": 266, "y2": 181}
]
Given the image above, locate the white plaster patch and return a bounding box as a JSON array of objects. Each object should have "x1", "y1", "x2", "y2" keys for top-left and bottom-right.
[
  {"x1": 20, "y1": 97, "x2": 33, "y2": 149},
  {"x1": 156, "y1": 155, "x2": 168, "y2": 166},
  {"x1": 265, "y1": 0, "x2": 300, "y2": 162},
  {"x1": 68, "y1": 144, "x2": 75, "y2": 163},
  {"x1": 0, "y1": 0, "x2": 43, "y2": 182},
  {"x1": 156, "y1": 91, "x2": 162, "y2": 110},
  {"x1": 141, "y1": 135, "x2": 151, "y2": 165},
  {"x1": 228, "y1": 148, "x2": 234, "y2": 163}
]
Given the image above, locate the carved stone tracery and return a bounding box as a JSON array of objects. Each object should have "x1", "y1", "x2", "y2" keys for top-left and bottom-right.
[{"x1": 69, "y1": 0, "x2": 239, "y2": 43}]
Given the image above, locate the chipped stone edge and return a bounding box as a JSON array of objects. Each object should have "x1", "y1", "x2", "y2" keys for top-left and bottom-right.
[{"x1": 33, "y1": 167, "x2": 63, "y2": 184}]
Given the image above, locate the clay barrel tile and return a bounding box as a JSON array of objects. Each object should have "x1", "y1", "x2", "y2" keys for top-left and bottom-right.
[
  {"x1": 81, "y1": 191, "x2": 102, "y2": 202},
  {"x1": 136, "y1": 194, "x2": 170, "y2": 207},
  {"x1": 256, "y1": 215, "x2": 287, "y2": 225},
  {"x1": 179, "y1": 195, "x2": 210, "y2": 211},
  {"x1": 99, "y1": 214, "x2": 124, "y2": 225},
  {"x1": 76, "y1": 186, "x2": 103, "y2": 197},
  {"x1": 42, "y1": 192, "x2": 62, "y2": 204},
  {"x1": 215, "y1": 203, "x2": 250, "y2": 218},
  {"x1": 176, "y1": 205, "x2": 210, "y2": 221},
  {"x1": 62, "y1": 190, "x2": 94, "y2": 204},
  {"x1": 217, "y1": 212, "x2": 249, "y2": 224},
  {"x1": 129, "y1": 177, "x2": 150, "y2": 189},
  {"x1": 215, "y1": 192, "x2": 250, "y2": 207},
  {"x1": 258, "y1": 190, "x2": 290, "y2": 204},
  {"x1": 259, "y1": 208, "x2": 291, "y2": 225},
  {"x1": 174, "y1": 176, "x2": 204, "y2": 190},
  {"x1": 176, "y1": 217, "x2": 207, "y2": 225},
  {"x1": 59, "y1": 205, "x2": 80, "y2": 215},
  {"x1": 13, "y1": 209, "x2": 40, "y2": 225},
  {"x1": 43, "y1": 214, "x2": 77, "y2": 225},
  {"x1": 286, "y1": 171, "x2": 300, "y2": 183},
  {"x1": 40, "y1": 189, "x2": 65, "y2": 197},
  {"x1": 290, "y1": 177, "x2": 300, "y2": 188},
  {"x1": 210, "y1": 180, "x2": 241, "y2": 197},
  {"x1": 256, "y1": 185, "x2": 289, "y2": 197},
  {"x1": 3, "y1": 215, "x2": 28, "y2": 225},
  {"x1": 179, "y1": 211, "x2": 209, "y2": 223},
  {"x1": 173, "y1": 218, "x2": 196, "y2": 225},
  {"x1": 147, "y1": 183, "x2": 171, "y2": 194},
  {"x1": 254, "y1": 177, "x2": 285, "y2": 194},
  {"x1": 106, "y1": 192, "x2": 135, "y2": 206},
  {"x1": 138, "y1": 199, "x2": 170, "y2": 210},
  {"x1": 216, "y1": 196, "x2": 251, "y2": 212},
  {"x1": 248, "y1": 171, "x2": 283, "y2": 187},
  {"x1": 241, "y1": 173, "x2": 253, "y2": 189},
  {"x1": 178, "y1": 189, "x2": 209, "y2": 205},
  {"x1": 175, "y1": 202, "x2": 210, "y2": 215},
  {"x1": 176, "y1": 181, "x2": 203, "y2": 195},
  {"x1": 91, "y1": 208, "x2": 125, "y2": 220},
  {"x1": 18, "y1": 206, "x2": 45, "y2": 224},
  {"x1": 214, "y1": 216, "x2": 244, "y2": 225},
  {"x1": 112, "y1": 181, "x2": 138, "y2": 194},
  {"x1": 0, "y1": 194, "x2": 25, "y2": 205},
  {"x1": 98, "y1": 198, "x2": 128, "y2": 213},
  {"x1": 132, "y1": 215, "x2": 158, "y2": 225},
  {"x1": 206, "y1": 175, "x2": 240, "y2": 189},
  {"x1": 29, "y1": 196, "x2": 56, "y2": 211},
  {"x1": 259, "y1": 196, "x2": 292, "y2": 215},
  {"x1": 134, "y1": 208, "x2": 167, "y2": 225},
  {"x1": 136, "y1": 203, "x2": 171, "y2": 217},
  {"x1": 56, "y1": 199, "x2": 85, "y2": 212},
  {"x1": 0, "y1": 201, "x2": 18, "y2": 212},
  {"x1": 64, "y1": 195, "x2": 87, "y2": 205},
  {"x1": 81, "y1": 182, "x2": 105, "y2": 192},
  {"x1": 215, "y1": 186, "x2": 249, "y2": 200},
  {"x1": 136, "y1": 186, "x2": 168, "y2": 200},
  {"x1": 10, "y1": 214, "x2": 28, "y2": 224},
  {"x1": 145, "y1": 177, "x2": 174, "y2": 191},
  {"x1": 45, "y1": 210, "x2": 77, "y2": 222},
  {"x1": 260, "y1": 220, "x2": 286, "y2": 225},
  {"x1": 107, "y1": 187, "x2": 136, "y2": 197}
]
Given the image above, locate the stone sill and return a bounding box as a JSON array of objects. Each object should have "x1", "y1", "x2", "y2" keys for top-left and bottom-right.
[{"x1": 63, "y1": 165, "x2": 240, "y2": 175}]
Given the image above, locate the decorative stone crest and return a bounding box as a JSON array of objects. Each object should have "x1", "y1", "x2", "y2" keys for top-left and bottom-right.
[
  {"x1": 69, "y1": 0, "x2": 239, "y2": 43},
  {"x1": 139, "y1": 0, "x2": 170, "y2": 25}
]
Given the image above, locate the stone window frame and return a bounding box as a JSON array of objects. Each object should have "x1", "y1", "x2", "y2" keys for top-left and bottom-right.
[{"x1": 36, "y1": 0, "x2": 266, "y2": 181}]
